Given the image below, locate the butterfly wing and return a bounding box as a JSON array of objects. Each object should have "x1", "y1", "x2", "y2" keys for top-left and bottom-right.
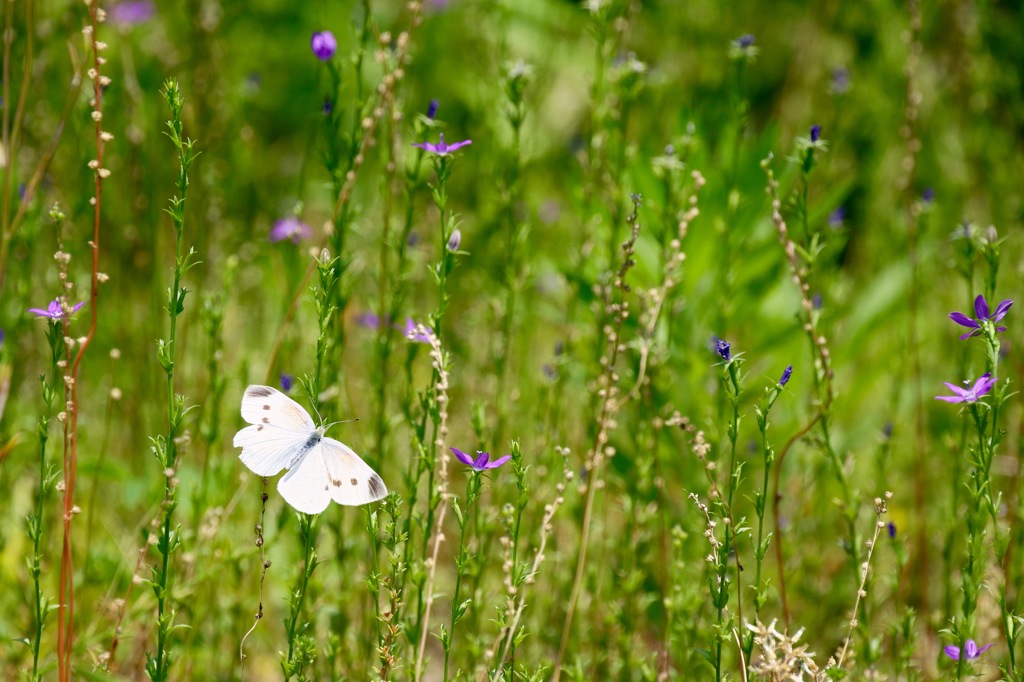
[
  {"x1": 234, "y1": 385, "x2": 316, "y2": 476},
  {"x1": 320, "y1": 437, "x2": 388, "y2": 506},
  {"x1": 277, "y1": 443, "x2": 332, "y2": 514}
]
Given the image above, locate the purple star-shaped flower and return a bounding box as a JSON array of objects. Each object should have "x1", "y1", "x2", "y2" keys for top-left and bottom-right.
[
  {"x1": 943, "y1": 639, "x2": 993, "y2": 661},
  {"x1": 735, "y1": 34, "x2": 755, "y2": 48},
  {"x1": 451, "y1": 447, "x2": 512, "y2": 472},
  {"x1": 110, "y1": 1, "x2": 155, "y2": 26},
  {"x1": 935, "y1": 373, "x2": 998, "y2": 404},
  {"x1": 949, "y1": 294, "x2": 1013, "y2": 340},
  {"x1": 411, "y1": 133, "x2": 472, "y2": 156},
  {"x1": 280, "y1": 373, "x2": 294, "y2": 393},
  {"x1": 810, "y1": 125, "x2": 822, "y2": 143},
  {"x1": 311, "y1": 31, "x2": 337, "y2": 61},
  {"x1": 402, "y1": 317, "x2": 433, "y2": 343},
  {"x1": 29, "y1": 299, "x2": 85, "y2": 320},
  {"x1": 269, "y1": 217, "x2": 312, "y2": 244}
]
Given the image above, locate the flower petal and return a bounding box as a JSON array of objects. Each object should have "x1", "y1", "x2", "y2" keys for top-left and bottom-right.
[
  {"x1": 935, "y1": 395, "x2": 966, "y2": 403},
  {"x1": 974, "y1": 294, "x2": 990, "y2": 320},
  {"x1": 975, "y1": 643, "x2": 994, "y2": 657},
  {"x1": 942, "y1": 382, "x2": 968, "y2": 396},
  {"x1": 446, "y1": 140, "x2": 473, "y2": 152},
  {"x1": 964, "y1": 640, "x2": 978, "y2": 659},
  {"x1": 943, "y1": 645, "x2": 961, "y2": 660},
  {"x1": 473, "y1": 451, "x2": 490, "y2": 469},
  {"x1": 483, "y1": 454, "x2": 512, "y2": 469},
  {"x1": 949, "y1": 312, "x2": 979, "y2": 328},
  {"x1": 70, "y1": 302, "x2": 85, "y2": 315},
  {"x1": 992, "y1": 299, "x2": 1014, "y2": 322},
  {"x1": 450, "y1": 447, "x2": 475, "y2": 468},
  {"x1": 27, "y1": 307, "x2": 54, "y2": 318}
]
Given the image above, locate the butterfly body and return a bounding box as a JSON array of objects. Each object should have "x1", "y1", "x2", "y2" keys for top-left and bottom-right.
[{"x1": 233, "y1": 385, "x2": 386, "y2": 513}]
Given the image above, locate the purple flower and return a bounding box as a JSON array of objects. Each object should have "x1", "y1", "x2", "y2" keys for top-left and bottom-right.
[
  {"x1": 887, "y1": 522, "x2": 896, "y2": 539},
  {"x1": 949, "y1": 294, "x2": 1013, "y2": 339},
  {"x1": 831, "y1": 67, "x2": 850, "y2": 94},
  {"x1": 779, "y1": 365, "x2": 793, "y2": 386},
  {"x1": 922, "y1": 187, "x2": 935, "y2": 204},
  {"x1": 935, "y1": 373, "x2": 998, "y2": 404},
  {"x1": 357, "y1": 312, "x2": 385, "y2": 329},
  {"x1": 810, "y1": 125, "x2": 822, "y2": 143},
  {"x1": 714, "y1": 337, "x2": 731, "y2": 361},
  {"x1": 280, "y1": 374, "x2": 294, "y2": 393},
  {"x1": 411, "y1": 133, "x2": 472, "y2": 156},
  {"x1": 812, "y1": 293, "x2": 823, "y2": 310},
  {"x1": 828, "y1": 206, "x2": 845, "y2": 229},
  {"x1": 451, "y1": 447, "x2": 512, "y2": 472},
  {"x1": 0, "y1": 329, "x2": 4, "y2": 346},
  {"x1": 29, "y1": 299, "x2": 85, "y2": 319},
  {"x1": 735, "y1": 34, "x2": 755, "y2": 48},
  {"x1": 110, "y1": 1, "x2": 154, "y2": 25},
  {"x1": 944, "y1": 639, "x2": 993, "y2": 661},
  {"x1": 311, "y1": 31, "x2": 337, "y2": 61},
  {"x1": 269, "y1": 217, "x2": 312, "y2": 244},
  {"x1": 322, "y1": 97, "x2": 333, "y2": 115},
  {"x1": 427, "y1": 99, "x2": 439, "y2": 120},
  {"x1": 402, "y1": 317, "x2": 433, "y2": 343},
  {"x1": 447, "y1": 229, "x2": 462, "y2": 252}
]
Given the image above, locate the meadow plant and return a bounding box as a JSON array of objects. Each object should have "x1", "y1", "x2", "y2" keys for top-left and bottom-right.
[{"x1": 4, "y1": 3, "x2": 1024, "y2": 682}]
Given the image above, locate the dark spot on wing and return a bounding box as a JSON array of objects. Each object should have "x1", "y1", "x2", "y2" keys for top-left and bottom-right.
[
  {"x1": 262, "y1": 417, "x2": 270, "y2": 424},
  {"x1": 324, "y1": 485, "x2": 329, "y2": 491},
  {"x1": 331, "y1": 478, "x2": 342, "y2": 487},
  {"x1": 257, "y1": 425, "x2": 264, "y2": 431},
  {"x1": 262, "y1": 404, "x2": 271, "y2": 410},
  {"x1": 368, "y1": 474, "x2": 385, "y2": 498},
  {"x1": 249, "y1": 387, "x2": 274, "y2": 398},
  {"x1": 350, "y1": 478, "x2": 358, "y2": 486}
]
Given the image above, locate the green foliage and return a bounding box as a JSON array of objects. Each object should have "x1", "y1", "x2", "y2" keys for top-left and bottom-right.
[{"x1": 2, "y1": 1, "x2": 1024, "y2": 680}]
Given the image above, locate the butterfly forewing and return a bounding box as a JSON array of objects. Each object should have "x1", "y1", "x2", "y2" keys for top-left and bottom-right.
[
  {"x1": 239, "y1": 385, "x2": 315, "y2": 432},
  {"x1": 320, "y1": 437, "x2": 388, "y2": 506}
]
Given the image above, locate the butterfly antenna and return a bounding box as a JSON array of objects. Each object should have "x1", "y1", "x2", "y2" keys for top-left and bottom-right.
[{"x1": 323, "y1": 418, "x2": 360, "y2": 432}]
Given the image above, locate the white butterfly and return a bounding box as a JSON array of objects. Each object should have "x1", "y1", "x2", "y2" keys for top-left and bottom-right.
[{"x1": 233, "y1": 385, "x2": 387, "y2": 513}]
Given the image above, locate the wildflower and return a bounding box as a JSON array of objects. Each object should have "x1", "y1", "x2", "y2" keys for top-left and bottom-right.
[
  {"x1": 779, "y1": 365, "x2": 793, "y2": 386},
  {"x1": 311, "y1": 31, "x2": 337, "y2": 61},
  {"x1": 735, "y1": 34, "x2": 755, "y2": 48},
  {"x1": 830, "y1": 67, "x2": 850, "y2": 94},
  {"x1": 447, "y1": 229, "x2": 462, "y2": 252},
  {"x1": 451, "y1": 447, "x2": 512, "y2": 472},
  {"x1": 935, "y1": 373, "x2": 998, "y2": 404},
  {"x1": 426, "y1": 99, "x2": 439, "y2": 120},
  {"x1": 887, "y1": 522, "x2": 896, "y2": 539},
  {"x1": 812, "y1": 293, "x2": 823, "y2": 310},
  {"x1": 322, "y1": 97, "x2": 333, "y2": 115},
  {"x1": 357, "y1": 312, "x2": 385, "y2": 329},
  {"x1": 269, "y1": 217, "x2": 312, "y2": 244},
  {"x1": 949, "y1": 294, "x2": 1013, "y2": 339},
  {"x1": 943, "y1": 639, "x2": 993, "y2": 661},
  {"x1": 828, "y1": 206, "x2": 845, "y2": 229},
  {"x1": 713, "y1": 337, "x2": 731, "y2": 361},
  {"x1": 110, "y1": 1, "x2": 155, "y2": 25},
  {"x1": 29, "y1": 299, "x2": 85, "y2": 319},
  {"x1": 280, "y1": 374, "x2": 294, "y2": 393},
  {"x1": 402, "y1": 317, "x2": 432, "y2": 343},
  {"x1": 922, "y1": 187, "x2": 935, "y2": 204},
  {"x1": 810, "y1": 125, "x2": 822, "y2": 143},
  {"x1": 411, "y1": 133, "x2": 472, "y2": 156}
]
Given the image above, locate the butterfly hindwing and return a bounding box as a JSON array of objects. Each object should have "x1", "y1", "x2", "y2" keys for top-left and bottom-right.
[
  {"x1": 233, "y1": 423, "x2": 309, "y2": 476},
  {"x1": 277, "y1": 442, "x2": 332, "y2": 514}
]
